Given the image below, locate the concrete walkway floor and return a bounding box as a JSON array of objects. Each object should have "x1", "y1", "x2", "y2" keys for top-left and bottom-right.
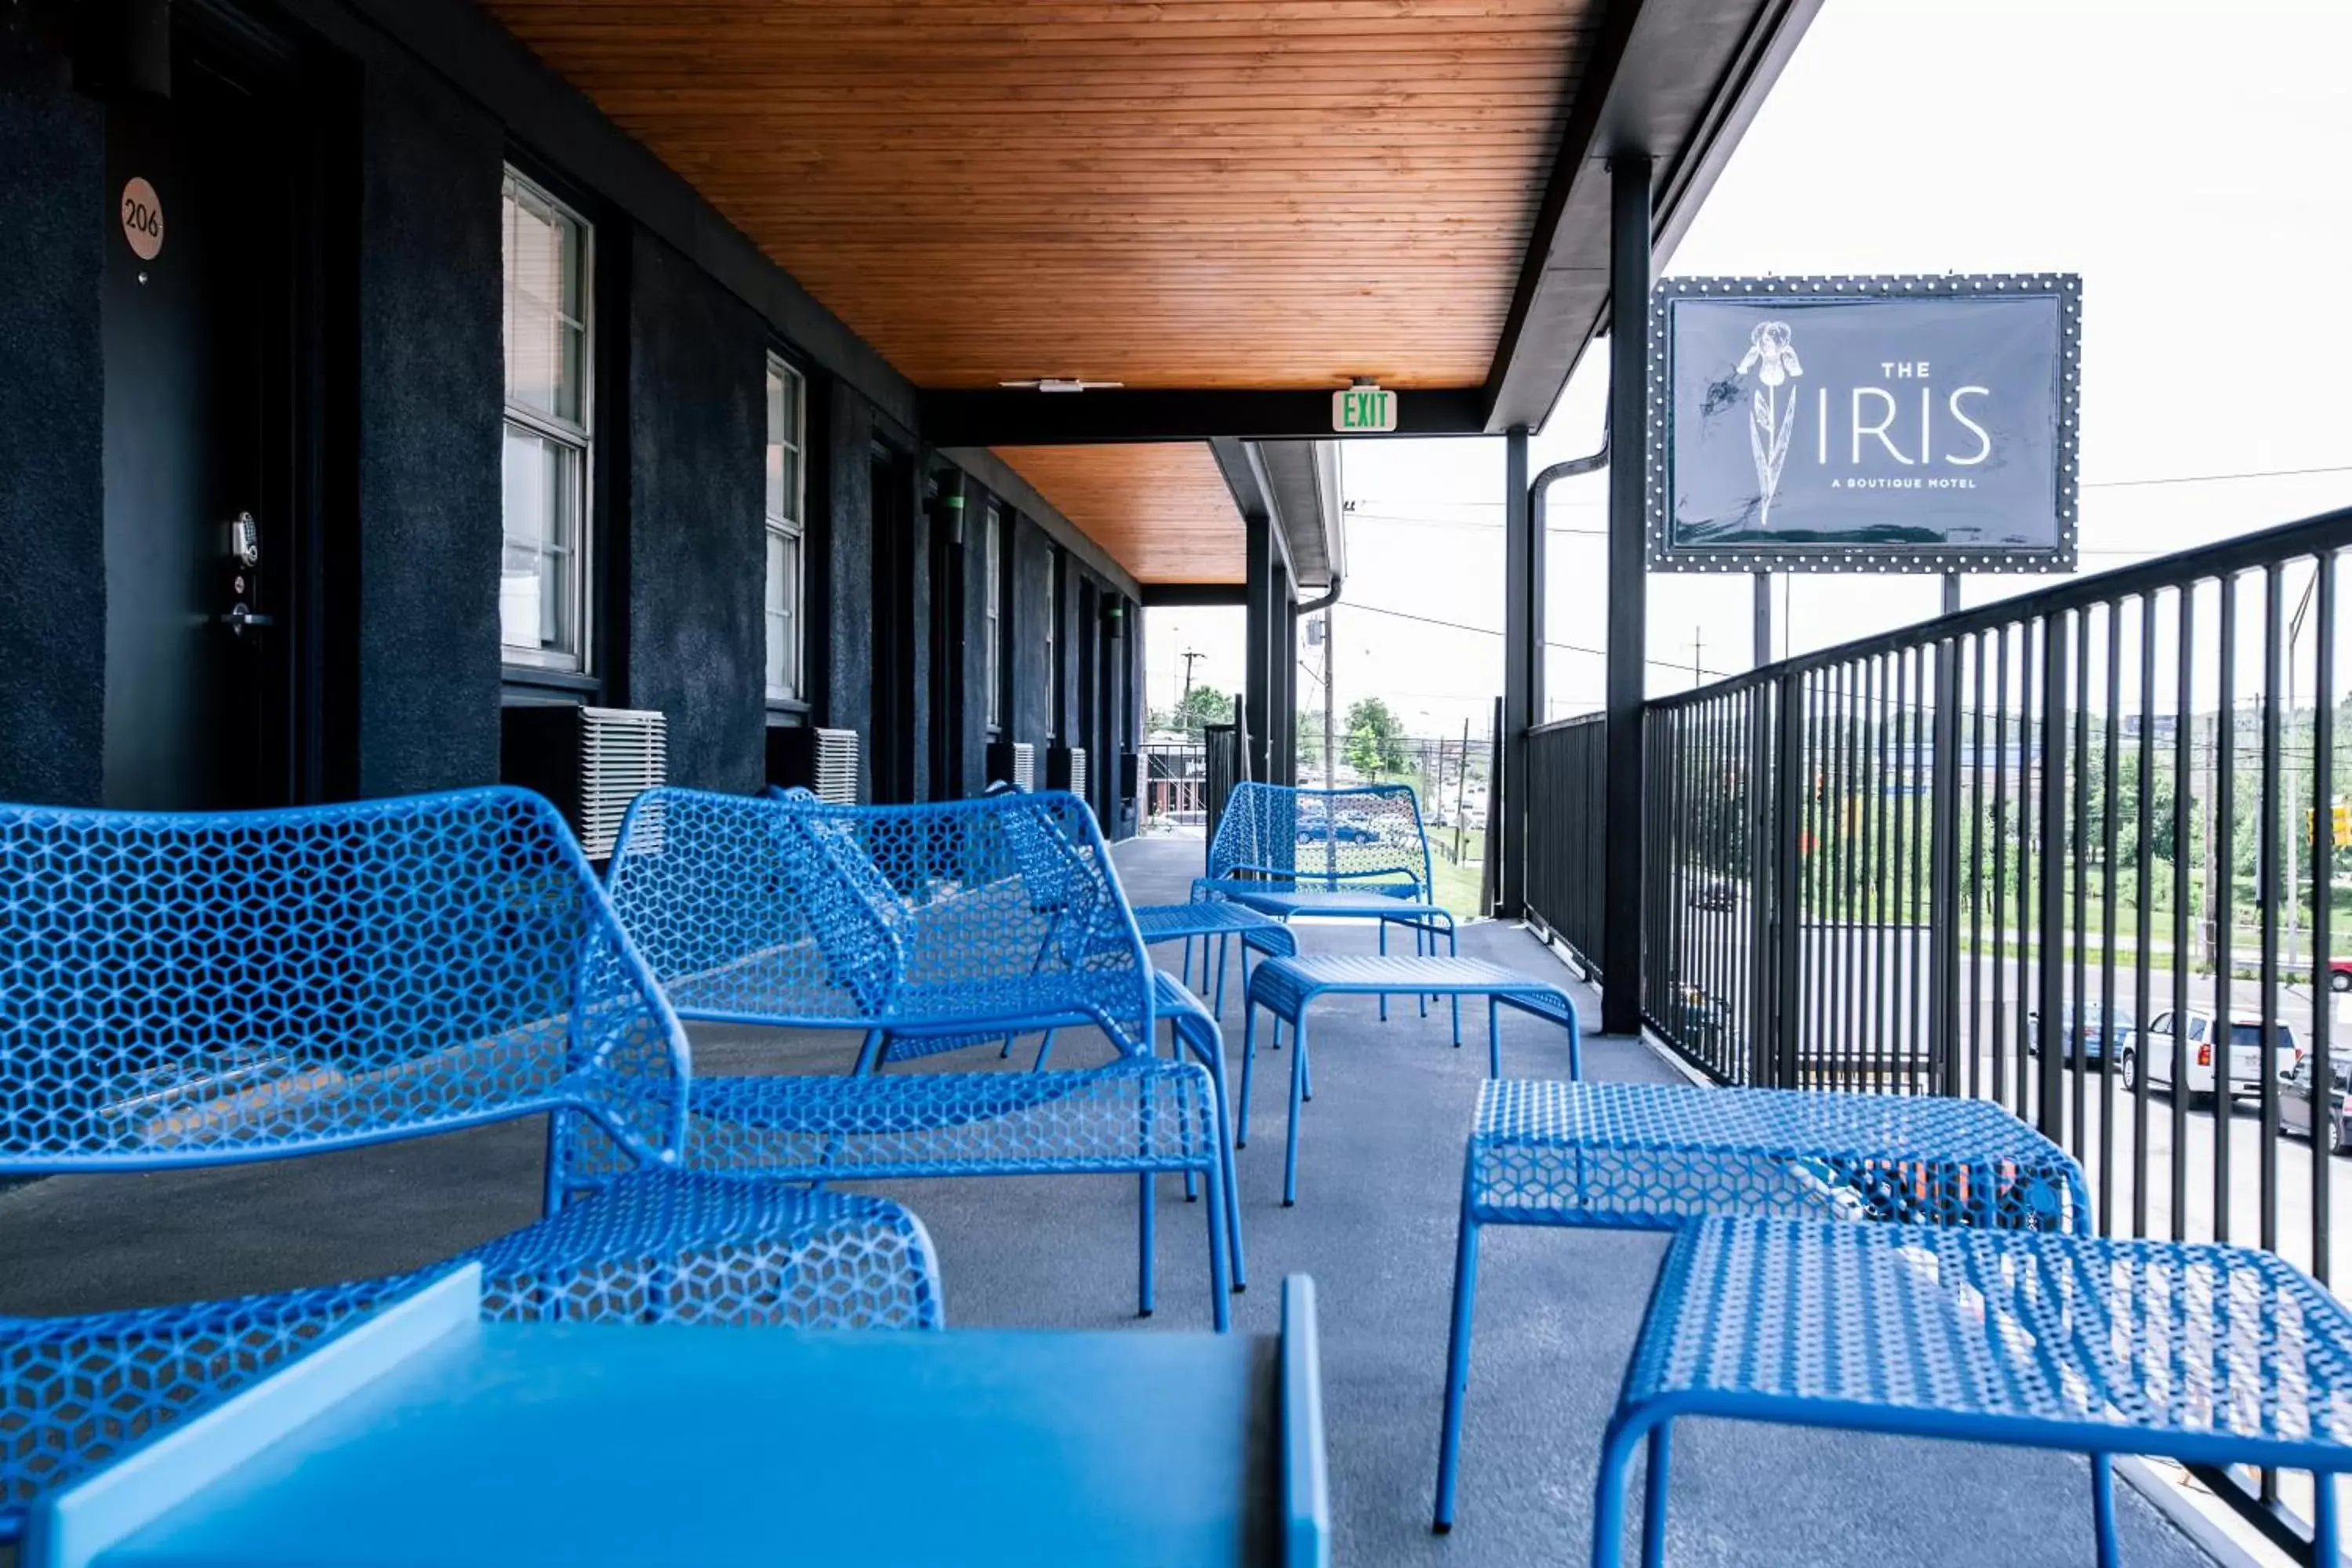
[{"x1": 0, "y1": 834, "x2": 2218, "y2": 1566}]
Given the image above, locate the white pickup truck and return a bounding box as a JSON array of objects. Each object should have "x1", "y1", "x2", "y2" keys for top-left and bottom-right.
[{"x1": 2118, "y1": 1010, "x2": 2302, "y2": 1102}]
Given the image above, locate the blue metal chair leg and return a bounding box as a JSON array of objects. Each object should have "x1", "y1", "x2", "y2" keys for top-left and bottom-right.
[
  {"x1": 1238, "y1": 1002, "x2": 1259, "y2": 1149},
  {"x1": 1642, "y1": 1423, "x2": 1671, "y2": 1568},
  {"x1": 2316, "y1": 1470, "x2": 2342, "y2": 1568},
  {"x1": 1173, "y1": 1017, "x2": 1200, "y2": 1204},
  {"x1": 2089, "y1": 1454, "x2": 2119, "y2": 1568},
  {"x1": 1138, "y1": 1168, "x2": 1156, "y2": 1318},
  {"x1": 1450, "y1": 924, "x2": 1463, "y2": 1045},
  {"x1": 1488, "y1": 1001, "x2": 1502, "y2": 1077},
  {"x1": 1300, "y1": 1016, "x2": 1314, "y2": 1103},
  {"x1": 1415, "y1": 921, "x2": 1429, "y2": 1018},
  {"x1": 1283, "y1": 1017, "x2": 1309, "y2": 1207},
  {"x1": 1031, "y1": 1027, "x2": 1060, "y2": 1071},
  {"x1": 1377, "y1": 921, "x2": 1389, "y2": 1022},
  {"x1": 1204, "y1": 1145, "x2": 1232, "y2": 1330},
  {"x1": 1181, "y1": 935, "x2": 1195, "y2": 989},
  {"x1": 1590, "y1": 1413, "x2": 1647, "y2": 1568},
  {"x1": 853, "y1": 1029, "x2": 888, "y2": 1075},
  {"x1": 1214, "y1": 934, "x2": 1231, "y2": 1016},
  {"x1": 1432, "y1": 1188, "x2": 1482, "y2": 1531}
]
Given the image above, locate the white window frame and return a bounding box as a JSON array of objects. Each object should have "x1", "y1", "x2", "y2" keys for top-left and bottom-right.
[
  {"x1": 983, "y1": 504, "x2": 1004, "y2": 730},
  {"x1": 764, "y1": 354, "x2": 808, "y2": 702},
  {"x1": 500, "y1": 168, "x2": 595, "y2": 673}
]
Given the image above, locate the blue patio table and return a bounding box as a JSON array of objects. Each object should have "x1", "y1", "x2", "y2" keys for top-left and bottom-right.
[
  {"x1": 30, "y1": 1266, "x2": 1332, "y2": 1568},
  {"x1": 1432, "y1": 1079, "x2": 2091, "y2": 1531},
  {"x1": 1134, "y1": 899, "x2": 1297, "y2": 1016}
]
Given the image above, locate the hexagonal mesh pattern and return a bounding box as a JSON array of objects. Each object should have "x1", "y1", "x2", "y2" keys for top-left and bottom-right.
[
  {"x1": 1469, "y1": 1080, "x2": 2090, "y2": 1232},
  {"x1": 587, "y1": 787, "x2": 1221, "y2": 1177},
  {"x1": 1201, "y1": 782, "x2": 1435, "y2": 897},
  {"x1": 0, "y1": 786, "x2": 947, "y2": 1534},
  {"x1": 608, "y1": 787, "x2": 1152, "y2": 1057},
  {"x1": 0, "y1": 787, "x2": 682, "y2": 1173},
  {"x1": 1634, "y1": 1215, "x2": 2352, "y2": 1456}
]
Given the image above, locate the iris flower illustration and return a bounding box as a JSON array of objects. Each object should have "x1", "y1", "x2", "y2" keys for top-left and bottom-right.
[{"x1": 1737, "y1": 322, "x2": 1802, "y2": 528}]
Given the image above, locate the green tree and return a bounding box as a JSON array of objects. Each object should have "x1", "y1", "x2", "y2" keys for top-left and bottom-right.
[
  {"x1": 1152, "y1": 684, "x2": 1233, "y2": 742},
  {"x1": 1345, "y1": 696, "x2": 1409, "y2": 779}
]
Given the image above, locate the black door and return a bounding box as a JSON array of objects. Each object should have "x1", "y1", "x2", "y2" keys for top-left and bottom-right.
[
  {"x1": 925, "y1": 488, "x2": 962, "y2": 800},
  {"x1": 868, "y1": 445, "x2": 917, "y2": 804},
  {"x1": 100, "y1": 21, "x2": 325, "y2": 810}
]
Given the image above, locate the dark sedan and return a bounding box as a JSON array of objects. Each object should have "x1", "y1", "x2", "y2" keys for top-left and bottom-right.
[
  {"x1": 2280, "y1": 1054, "x2": 2352, "y2": 1155},
  {"x1": 2026, "y1": 1004, "x2": 2135, "y2": 1067}
]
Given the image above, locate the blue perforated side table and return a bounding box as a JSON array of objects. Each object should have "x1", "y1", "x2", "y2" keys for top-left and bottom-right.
[
  {"x1": 30, "y1": 1267, "x2": 1331, "y2": 1568},
  {"x1": 1241, "y1": 956, "x2": 1585, "y2": 1207},
  {"x1": 1135, "y1": 901, "x2": 1297, "y2": 1017},
  {"x1": 1595, "y1": 1217, "x2": 2352, "y2": 1568},
  {"x1": 1432, "y1": 1080, "x2": 2091, "y2": 1531}
]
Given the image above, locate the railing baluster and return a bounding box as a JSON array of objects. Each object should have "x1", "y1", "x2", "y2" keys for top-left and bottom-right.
[
  {"x1": 2134, "y1": 592, "x2": 2156, "y2": 1242},
  {"x1": 2101, "y1": 601, "x2": 2122, "y2": 1237},
  {"x1": 2259, "y1": 562, "x2": 2284, "y2": 1260},
  {"x1": 2315, "y1": 554, "x2": 2336, "y2": 1286},
  {"x1": 2173, "y1": 586, "x2": 2195, "y2": 1243},
  {"x1": 2216, "y1": 577, "x2": 2238, "y2": 1246},
  {"x1": 2037, "y1": 612, "x2": 2070, "y2": 1144},
  {"x1": 1932, "y1": 633, "x2": 1962, "y2": 1096}
]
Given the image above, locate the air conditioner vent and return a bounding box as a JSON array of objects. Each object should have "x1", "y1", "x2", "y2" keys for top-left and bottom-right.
[
  {"x1": 500, "y1": 702, "x2": 666, "y2": 861},
  {"x1": 811, "y1": 728, "x2": 860, "y2": 805},
  {"x1": 985, "y1": 740, "x2": 1036, "y2": 793},
  {"x1": 1047, "y1": 744, "x2": 1089, "y2": 800},
  {"x1": 577, "y1": 706, "x2": 667, "y2": 858}
]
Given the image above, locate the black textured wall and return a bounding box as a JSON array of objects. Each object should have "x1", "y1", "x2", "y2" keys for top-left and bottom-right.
[
  {"x1": 626, "y1": 230, "x2": 765, "y2": 792},
  {"x1": 823, "y1": 380, "x2": 873, "y2": 800},
  {"x1": 0, "y1": 31, "x2": 105, "y2": 805},
  {"x1": 354, "y1": 47, "x2": 504, "y2": 797}
]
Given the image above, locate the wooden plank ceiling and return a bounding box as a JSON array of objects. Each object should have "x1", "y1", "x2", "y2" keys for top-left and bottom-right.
[
  {"x1": 487, "y1": 0, "x2": 1597, "y2": 581},
  {"x1": 995, "y1": 444, "x2": 1245, "y2": 583}
]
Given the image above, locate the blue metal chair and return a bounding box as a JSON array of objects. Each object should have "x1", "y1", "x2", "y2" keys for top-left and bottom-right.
[
  {"x1": 1196, "y1": 782, "x2": 1459, "y2": 1026},
  {"x1": 601, "y1": 786, "x2": 1240, "y2": 1325},
  {"x1": 0, "y1": 787, "x2": 942, "y2": 1537},
  {"x1": 1596, "y1": 1216, "x2": 2352, "y2": 1568},
  {"x1": 1432, "y1": 1079, "x2": 2089, "y2": 1532}
]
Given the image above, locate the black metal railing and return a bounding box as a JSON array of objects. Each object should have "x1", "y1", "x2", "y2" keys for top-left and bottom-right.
[
  {"x1": 1142, "y1": 742, "x2": 1208, "y2": 829},
  {"x1": 1530, "y1": 503, "x2": 2352, "y2": 1558},
  {"x1": 1525, "y1": 715, "x2": 1606, "y2": 979}
]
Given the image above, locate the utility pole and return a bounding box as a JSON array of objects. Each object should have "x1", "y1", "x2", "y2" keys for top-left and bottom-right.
[
  {"x1": 1180, "y1": 648, "x2": 1204, "y2": 702},
  {"x1": 1689, "y1": 626, "x2": 1705, "y2": 686},
  {"x1": 1322, "y1": 609, "x2": 1337, "y2": 787}
]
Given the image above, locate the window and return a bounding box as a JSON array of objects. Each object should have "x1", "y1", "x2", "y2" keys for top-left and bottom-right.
[
  {"x1": 764, "y1": 358, "x2": 807, "y2": 700},
  {"x1": 983, "y1": 505, "x2": 1004, "y2": 729},
  {"x1": 501, "y1": 171, "x2": 593, "y2": 670}
]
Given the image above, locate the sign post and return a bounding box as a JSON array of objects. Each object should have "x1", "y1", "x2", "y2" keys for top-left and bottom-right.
[{"x1": 1646, "y1": 274, "x2": 2082, "y2": 577}]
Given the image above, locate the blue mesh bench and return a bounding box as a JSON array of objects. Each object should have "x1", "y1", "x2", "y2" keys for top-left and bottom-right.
[
  {"x1": 1431, "y1": 1079, "x2": 2089, "y2": 1531},
  {"x1": 1196, "y1": 785, "x2": 1458, "y2": 1015},
  {"x1": 604, "y1": 786, "x2": 1240, "y2": 1327},
  {"x1": 1595, "y1": 1216, "x2": 2352, "y2": 1568},
  {"x1": 0, "y1": 788, "x2": 942, "y2": 1538},
  {"x1": 1240, "y1": 956, "x2": 1584, "y2": 1207}
]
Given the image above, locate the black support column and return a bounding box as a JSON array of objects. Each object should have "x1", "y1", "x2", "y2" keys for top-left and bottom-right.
[
  {"x1": 1500, "y1": 425, "x2": 1534, "y2": 915},
  {"x1": 1243, "y1": 510, "x2": 1275, "y2": 781},
  {"x1": 1601, "y1": 154, "x2": 1652, "y2": 1036}
]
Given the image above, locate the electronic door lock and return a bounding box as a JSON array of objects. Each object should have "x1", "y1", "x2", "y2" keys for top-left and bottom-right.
[
  {"x1": 221, "y1": 602, "x2": 276, "y2": 637},
  {"x1": 227, "y1": 511, "x2": 260, "y2": 568}
]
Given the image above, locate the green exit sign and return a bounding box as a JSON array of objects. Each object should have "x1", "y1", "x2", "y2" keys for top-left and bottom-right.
[{"x1": 1332, "y1": 386, "x2": 1398, "y2": 433}]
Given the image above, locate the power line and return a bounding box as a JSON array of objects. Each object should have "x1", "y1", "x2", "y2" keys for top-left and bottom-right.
[{"x1": 1345, "y1": 600, "x2": 1741, "y2": 681}]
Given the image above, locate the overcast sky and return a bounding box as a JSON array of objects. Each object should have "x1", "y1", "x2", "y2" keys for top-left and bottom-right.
[{"x1": 1146, "y1": 0, "x2": 2352, "y2": 739}]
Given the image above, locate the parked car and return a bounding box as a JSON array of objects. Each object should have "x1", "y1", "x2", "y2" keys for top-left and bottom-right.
[
  {"x1": 2330, "y1": 956, "x2": 2352, "y2": 993},
  {"x1": 1297, "y1": 810, "x2": 1379, "y2": 845},
  {"x1": 2024, "y1": 1004, "x2": 2134, "y2": 1067},
  {"x1": 1686, "y1": 878, "x2": 1737, "y2": 912},
  {"x1": 2118, "y1": 1011, "x2": 2303, "y2": 1102},
  {"x1": 2279, "y1": 1053, "x2": 2352, "y2": 1154}
]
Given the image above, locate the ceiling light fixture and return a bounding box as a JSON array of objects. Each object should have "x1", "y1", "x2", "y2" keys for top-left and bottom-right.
[{"x1": 996, "y1": 378, "x2": 1126, "y2": 394}]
